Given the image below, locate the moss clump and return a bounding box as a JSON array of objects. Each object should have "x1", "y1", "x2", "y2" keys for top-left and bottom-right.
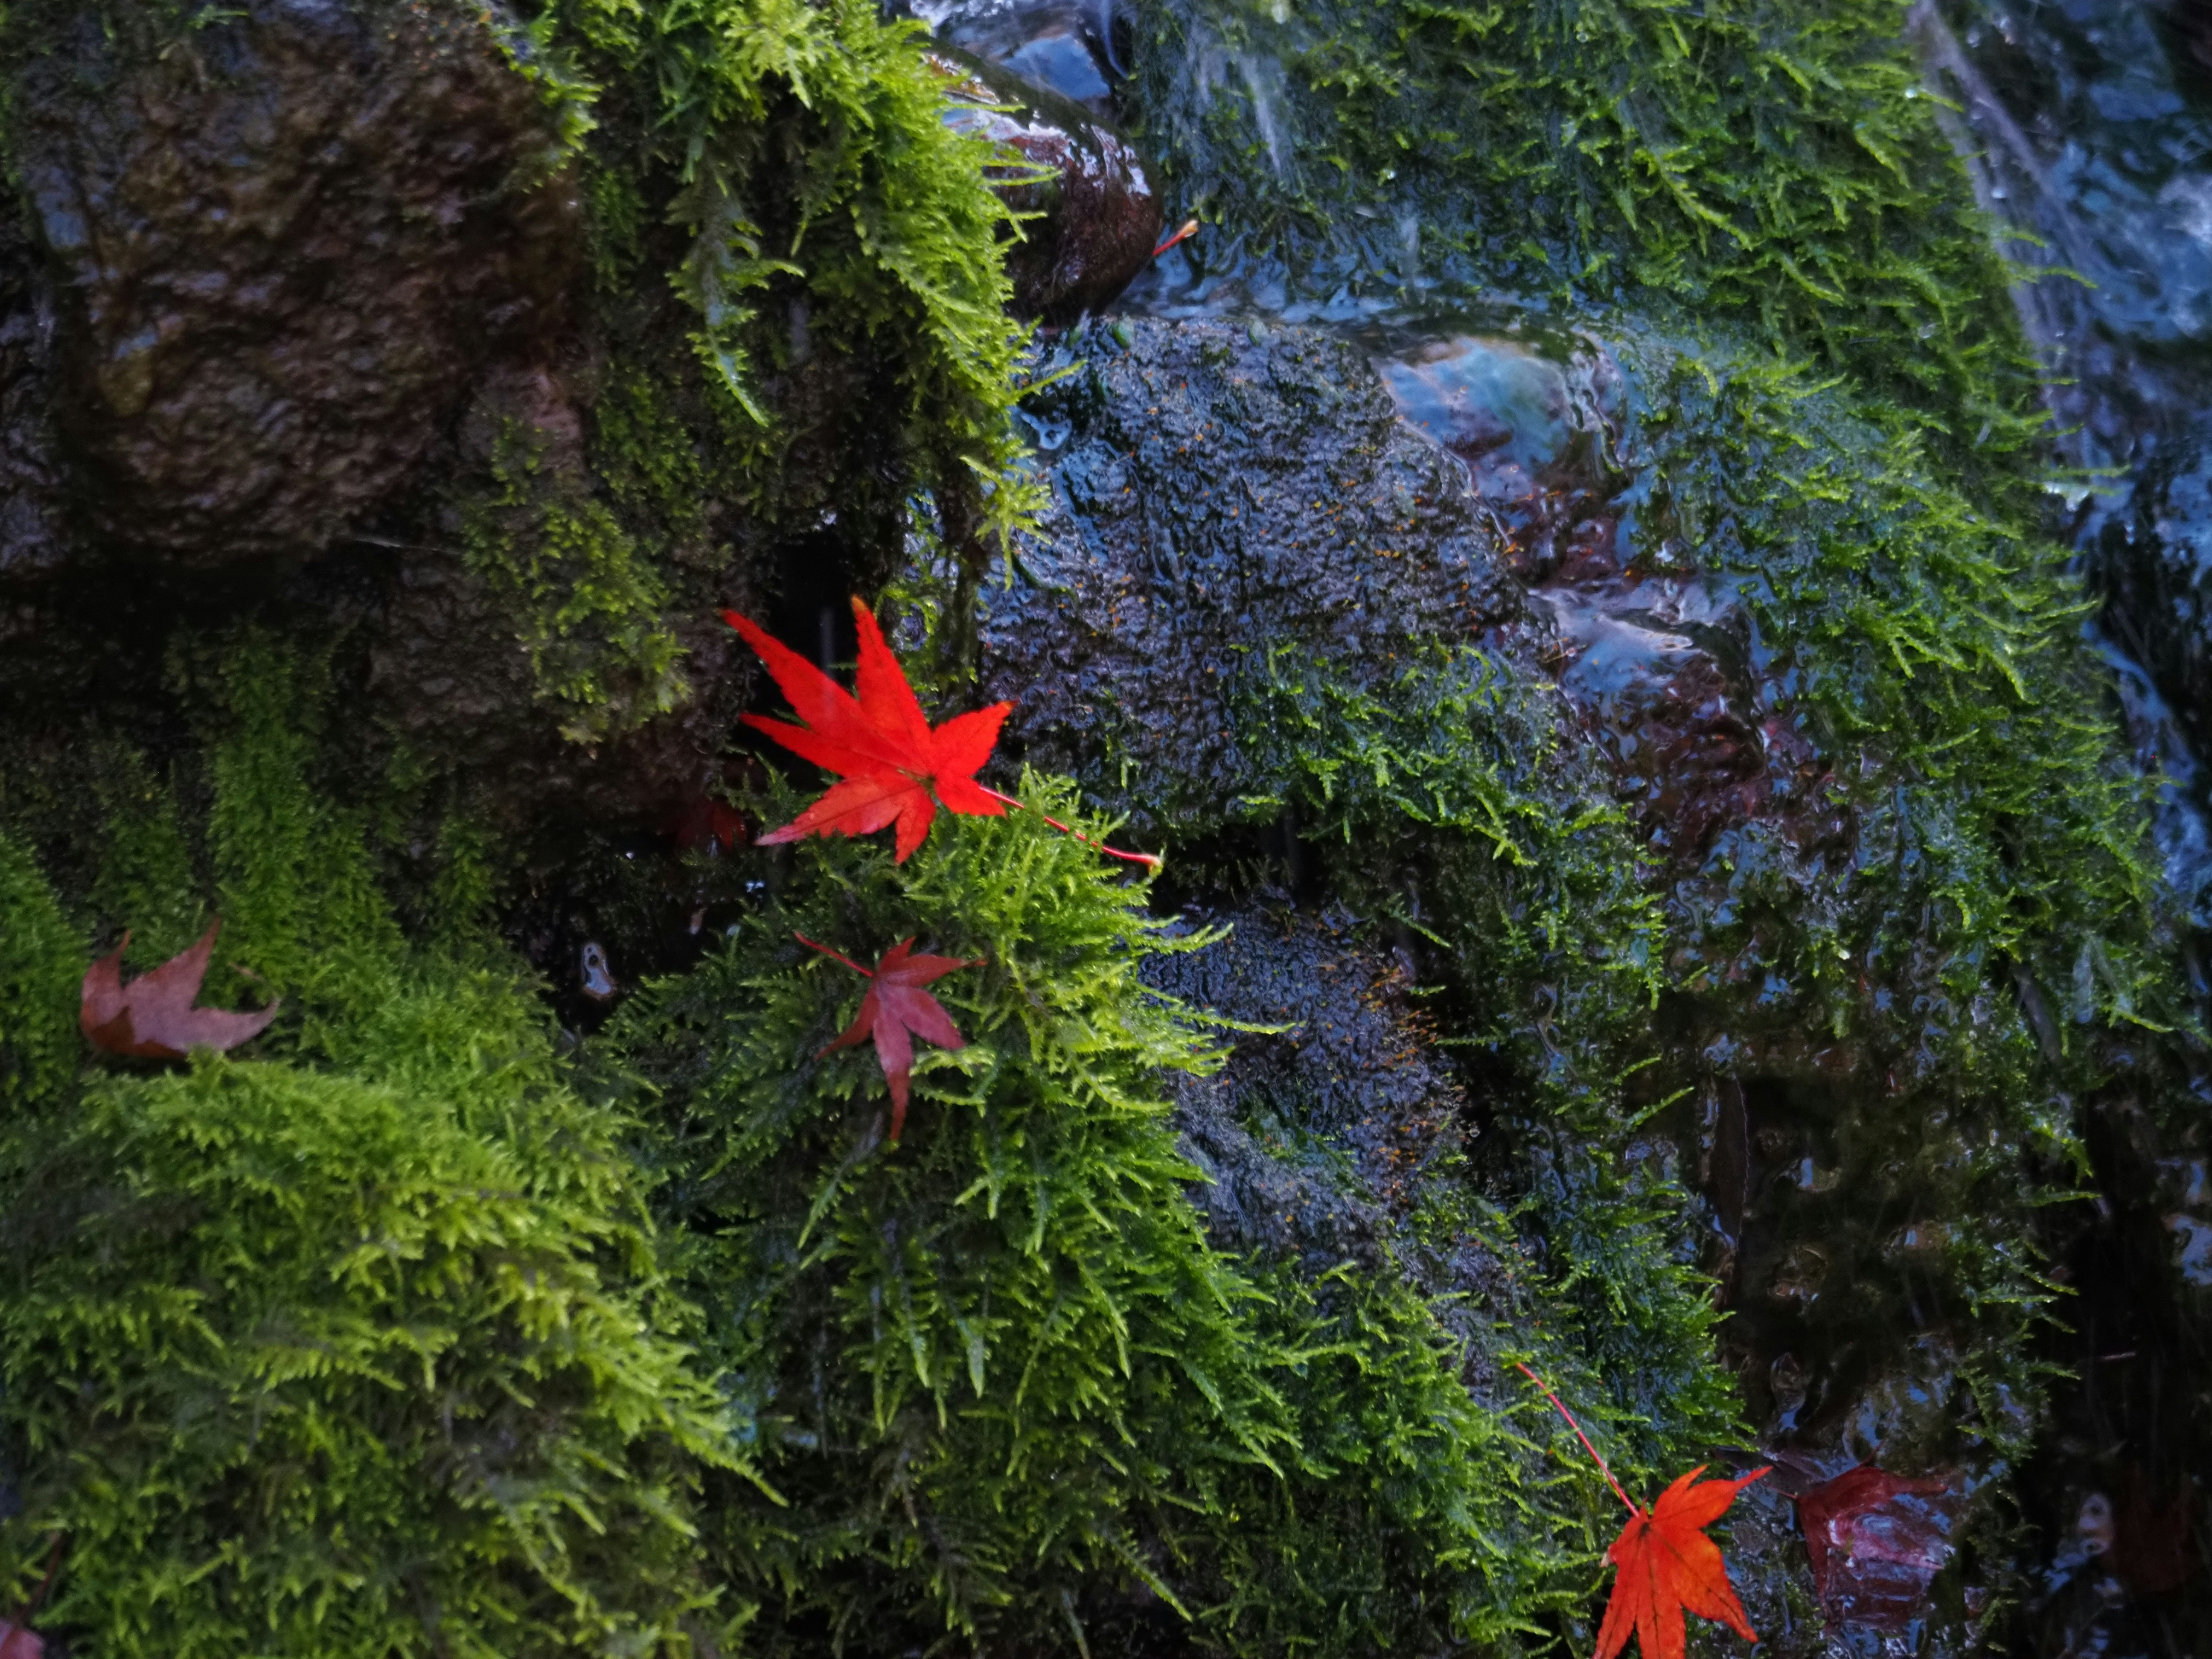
[
  {"x1": 603, "y1": 782, "x2": 1295, "y2": 1648},
  {"x1": 1628, "y1": 335, "x2": 2167, "y2": 1064},
  {"x1": 0, "y1": 648, "x2": 745, "y2": 1659},
  {"x1": 0, "y1": 830, "x2": 80, "y2": 1115},
  {"x1": 1222, "y1": 640, "x2": 1743, "y2": 1465},
  {"x1": 0, "y1": 1059, "x2": 736, "y2": 1659},
  {"x1": 458, "y1": 416, "x2": 691, "y2": 746},
  {"x1": 599, "y1": 776, "x2": 1680, "y2": 1655},
  {"x1": 522, "y1": 0, "x2": 1044, "y2": 556},
  {"x1": 1131, "y1": 0, "x2": 2032, "y2": 441}
]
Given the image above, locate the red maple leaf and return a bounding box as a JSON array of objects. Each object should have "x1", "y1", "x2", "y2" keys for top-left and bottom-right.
[
  {"x1": 81, "y1": 920, "x2": 281, "y2": 1059},
  {"x1": 1596, "y1": 1464, "x2": 1769, "y2": 1659},
  {"x1": 1515, "y1": 1364, "x2": 1765, "y2": 1659},
  {"x1": 799, "y1": 933, "x2": 980, "y2": 1142},
  {"x1": 0, "y1": 1620, "x2": 42, "y2": 1659},
  {"x1": 722, "y1": 598, "x2": 1012, "y2": 862}
]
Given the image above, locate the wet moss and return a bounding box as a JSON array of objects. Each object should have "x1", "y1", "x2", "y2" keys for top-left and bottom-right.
[
  {"x1": 457, "y1": 416, "x2": 690, "y2": 746},
  {"x1": 0, "y1": 829, "x2": 80, "y2": 1115},
  {"x1": 1629, "y1": 336, "x2": 2166, "y2": 1044},
  {"x1": 1130, "y1": 0, "x2": 2036, "y2": 445},
  {"x1": 527, "y1": 0, "x2": 1045, "y2": 557},
  {"x1": 593, "y1": 774, "x2": 1730, "y2": 1655}
]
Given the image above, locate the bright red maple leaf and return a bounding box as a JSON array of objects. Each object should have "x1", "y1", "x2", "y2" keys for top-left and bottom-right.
[
  {"x1": 1596, "y1": 1464, "x2": 1769, "y2": 1659},
  {"x1": 1515, "y1": 1364, "x2": 1765, "y2": 1659},
  {"x1": 722, "y1": 598, "x2": 1012, "y2": 862},
  {"x1": 81, "y1": 920, "x2": 281, "y2": 1059},
  {"x1": 800, "y1": 933, "x2": 981, "y2": 1142}
]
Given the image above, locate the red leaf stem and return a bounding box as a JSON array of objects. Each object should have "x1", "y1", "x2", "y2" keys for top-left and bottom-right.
[
  {"x1": 794, "y1": 932, "x2": 875, "y2": 977},
  {"x1": 1514, "y1": 1360, "x2": 1639, "y2": 1516},
  {"x1": 976, "y1": 785, "x2": 1161, "y2": 869}
]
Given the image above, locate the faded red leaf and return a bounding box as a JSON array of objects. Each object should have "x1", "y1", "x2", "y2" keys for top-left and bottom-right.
[
  {"x1": 2116, "y1": 1467, "x2": 2197, "y2": 1595},
  {"x1": 800, "y1": 933, "x2": 980, "y2": 1142},
  {"x1": 1793, "y1": 1464, "x2": 1955, "y2": 1630},
  {"x1": 0, "y1": 1619, "x2": 41, "y2": 1659},
  {"x1": 722, "y1": 598, "x2": 1012, "y2": 862},
  {"x1": 1595, "y1": 1465, "x2": 1769, "y2": 1659},
  {"x1": 81, "y1": 920, "x2": 280, "y2": 1059},
  {"x1": 667, "y1": 795, "x2": 749, "y2": 857}
]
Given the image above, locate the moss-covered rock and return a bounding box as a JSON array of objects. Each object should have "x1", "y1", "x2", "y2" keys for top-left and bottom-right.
[
  {"x1": 0, "y1": 0, "x2": 1045, "y2": 838},
  {"x1": 597, "y1": 780, "x2": 1732, "y2": 1656}
]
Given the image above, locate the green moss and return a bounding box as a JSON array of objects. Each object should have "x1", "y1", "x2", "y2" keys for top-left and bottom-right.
[
  {"x1": 597, "y1": 776, "x2": 1688, "y2": 1654},
  {"x1": 0, "y1": 829, "x2": 81, "y2": 1116},
  {"x1": 1187, "y1": 1259, "x2": 1551, "y2": 1654},
  {"x1": 0, "y1": 646, "x2": 748, "y2": 1659},
  {"x1": 602, "y1": 780, "x2": 1297, "y2": 1648},
  {"x1": 1132, "y1": 0, "x2": 2034, "y2": 444},
  {"x1": 1629, "y1": 335, "x2": 2167, "y2": 1063},
  {"x1": 458, "y1": 419, "x2": 692, "y2": 747},
  {"x1": 1235, "y1": 638, "x2": 1664, "y2": 1078},
  {"x1": 531, "y1": 0, "x2": 1045, "y2": 555},
  {"x1": 0, "y1": 1058, "x2": 737, "y2": 1659},
  {"x1": 87, "y1": 748, "x2": 207, "y2": 972}
]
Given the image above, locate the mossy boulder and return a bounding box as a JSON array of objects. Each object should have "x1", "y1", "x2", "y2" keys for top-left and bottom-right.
[
  {"x1": 0, "y1": 652, "x2": 748, "y2": 1659},
  {"x1": 0, "y1": 0, "x2": 1039, "y2": 845}
]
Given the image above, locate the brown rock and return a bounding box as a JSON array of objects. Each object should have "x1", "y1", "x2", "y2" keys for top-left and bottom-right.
[
  {"x1": 938, "y1": 56, "x2": 1161, "y2": 321},
  {"x1": 12, "y1": 0, "x2": 581, "y2": 564}
]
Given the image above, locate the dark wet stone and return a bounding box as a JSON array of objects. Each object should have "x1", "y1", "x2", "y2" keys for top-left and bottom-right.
[
  {"x1": 940, "y1": 58, "x2": 1160, "y2": 321},
  {"x1": 0, "y1": 206, "x2": 66, "y2": 582},
  {"x1": 1147, "y1": 905, "x2": 1466, "y2": 1270},
  {"x1": 934, "y1": 0, "x2": 1124, "y2": 114},
  {"x1": 2096, "y1": 428, "x2": 2212, "y2": 792},
  {"x1": 978, "y1": 315, "x2": 1522, "y2": 828},
  {"x1": 12, "y1": 0, "x2": 579, "y2": 564},
  {"x1": 1372, "y1": 326, "x2": 1839, "y2": 869},
  {"x1": 1146, "y1": 905, "x2": 1522, "y2": 1348}
]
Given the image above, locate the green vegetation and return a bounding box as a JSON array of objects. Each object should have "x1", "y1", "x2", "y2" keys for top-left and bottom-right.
[
  {"x1": 0, "y1": 651, "x2": 744, "y2": 1659},
  {"x1": 1624, "y1": 333, "x2": 2170, "y2": 1072},
  {"x1": 1130, "y1": 0, "x2": 2032, "y2": 442},
  {"x1": 597, "y1": 779, "x2": 1664, "y2": 1653},
  {"x1": 524, "y1": 0, "x2": 1043, "y2": 546},
  {"x1": 452, "y1": 0, "x2": 1053, "y2": 734},
  {"x1": 0, "y1": 0, "x2": 2189, "y2": 1649},
  {"x1": 0, "y1": 655, "x2": 1747, "y2": 1655},
  {"x1": 458, "y1": 414, "x2": 692, "y2": 746}
]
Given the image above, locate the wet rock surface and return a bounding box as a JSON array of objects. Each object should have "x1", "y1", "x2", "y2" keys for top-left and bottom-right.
[
  {"x1": 2098, "y1": 425, "x2": 2212, "y2": 805},
  {"x1": 928, "y1": 0, "x2": 1127, "y2": 114},
  {"x1": 940, "y1": 57, "x2": 1161, "y2": 320},
  {"x1": 1368, "y1": 323, "x2": 1836, "y2": 870},
  {"x1": 978, "y1": 314, "x2": 1525, "y2": 829},
  {"x1": 0, "y1": 209, "x2": 66, "y2": 581},
  {"x1": 11, "y1": 0, "x2": 579, "y2": 564},
  {"x1": 1147, "y1": 905, "x2": 1469, "y2": 1272}
]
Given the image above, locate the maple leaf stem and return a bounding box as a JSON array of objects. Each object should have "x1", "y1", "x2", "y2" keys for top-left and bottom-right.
[
  {"x1": 795, "y1": 932, "x2": 875, "y2": 976},
  {"x1": 1514, "y1": 1362, "x2": 1641, "y2": 1516},
  {"x1": 976, "y1": 786, "x2": 1161, "y2": 868}
]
